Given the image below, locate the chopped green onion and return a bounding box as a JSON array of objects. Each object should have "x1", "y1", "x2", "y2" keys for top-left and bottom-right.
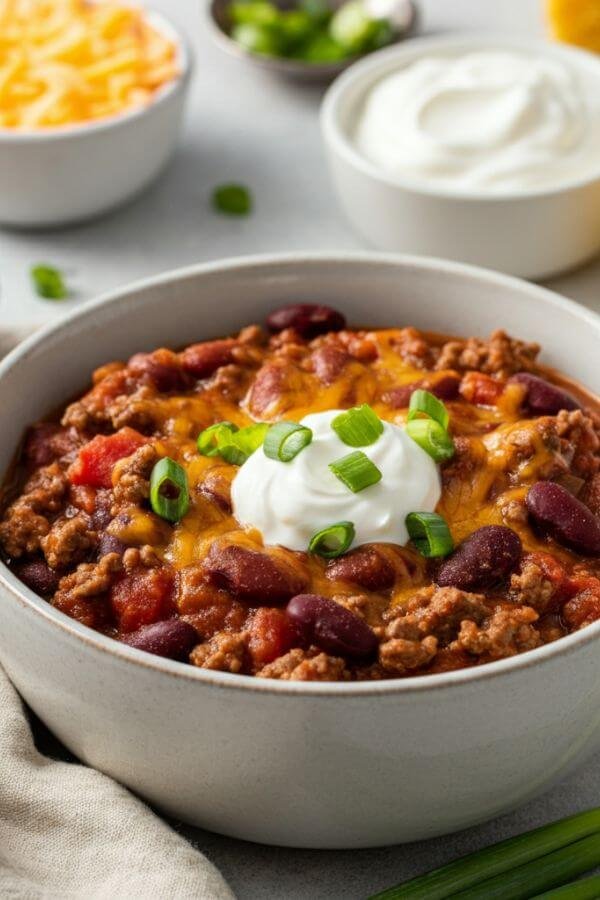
[
  {"x1": 219, "y1": 422, "x2": 269, "y2": 465},
  {"x1": 331, "y1": 404, "x2": 384, "y2": 447},
  {"x1": 406, "y1": 512, "x2": 453, "y2": 558},
  {"x1": 197, "y1": 422, "x2": 239, "y2": 457},
  {"x1": 264, "y1": 422, "x2": 313, "y2": 462},
  {"x1": 197, "y1": 421, "x2": 268, "y2": 465},
  {"x1": 212, "y1": 183, "x2": 252, "y2": 216},
  {"x1": 406, "y1": 418, "x2": 455, "y2": 463},
  {"x1": 309, "y1": 521, "x2": 355, "y2": 558},
  {"x1": 408, "y1": 389, "x2": 450, "y2": 430},
  {"x1": 369, "y1": 807, "x2": 600, "y2": 900},
  {"x1": 149, "y1": 457, "x2": 189, "y2": 523},
  {"x1": 30, "y1": 264, "x2": 68, "y2": 300},
  {"x1": 231, "y1": 422, "x2": 269, "y2": 455},
  {"x1": 329, "y1": 450, "x2": 381, "y2": 492}
]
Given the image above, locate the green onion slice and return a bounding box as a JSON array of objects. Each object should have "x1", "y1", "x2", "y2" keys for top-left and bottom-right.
[
  {"x1": 264, "y1": 422, "x2": 313, "y2": 462},
  {"x1": 406, "y1": 418, "x2": 455, "y2": 463},
  {"x1": 212, "y1": 183, "x2": 252, "y2": 216},
  {"x1": 31, "y1": 264, "x2": 68, "y2": 300},
  {"x1": 309, "y1": 521, "x2": 355, "y2": 559},
  {"x1": 197, "y1": 421, "x2": 268, "y2": 465},
  {"x1": 197, "y1": 422, "x2": 239, "y2": 457},
  {"x1": 329, "y1": 450, "x2": 382, "y2": 493},
  {"x1": 408, "y1": 389, "x2": 450, "y2": 430},
  {"x1": 406, "y1": 512, "x2": 453, "y2": 559},
  {"x1": 331, "y1": 403, "x2": 384, "y2": 447},
  {"x1": 149, "y1": 457, "x2": 189, "y2": 523}
]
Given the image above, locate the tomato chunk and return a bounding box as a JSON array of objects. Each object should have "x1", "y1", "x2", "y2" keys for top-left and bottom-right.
[
  {"x1": 563, "y1": 577, "x2": 600, "y2": 630},
  {"x1": 248, "y1": 607, "x2": 296, "y2": 669},
  {"x1": 69, "y1": 428, "x2": 147, "y2": 488},
  {"x1": 460, "y1": 372, "x2": 505, "y2": 407},
  {"x1": 110, "y1": 568, "x2": 175, "y2": 633}
]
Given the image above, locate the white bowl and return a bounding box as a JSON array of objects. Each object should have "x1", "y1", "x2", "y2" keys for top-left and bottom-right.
[
  {"x1": 321, "y1": 35, "x2": 600, "y2": 280},
  {"x1": 0, "y1": 253, "x2": 599, "y2": 849},
  {"x1": 0, "y1": 11, "x2": 192, "y2": 228}
]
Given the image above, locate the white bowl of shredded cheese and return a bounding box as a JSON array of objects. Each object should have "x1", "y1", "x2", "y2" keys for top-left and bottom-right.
[
  {"x1": 0, "y1": 2, "x2": 192, "y2": 227},
  {"x1": 321, "y1": 34, "x2": 600, "y2": 279}
]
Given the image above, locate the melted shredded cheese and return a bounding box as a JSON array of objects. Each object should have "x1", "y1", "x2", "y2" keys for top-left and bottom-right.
[{"x1": 0, "y1": 0, "x2": 179, "y2": 130}]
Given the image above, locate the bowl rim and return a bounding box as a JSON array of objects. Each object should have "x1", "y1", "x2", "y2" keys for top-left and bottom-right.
[
  {"x1": 0, "y1": 7, "x2": 193, "y2": 143},
  {"x1": 321, "y1": 31, "x2": 600, "y2": 202},
  {"x1": 2, "y1": 250, "x2": 600, "y2": 697}
]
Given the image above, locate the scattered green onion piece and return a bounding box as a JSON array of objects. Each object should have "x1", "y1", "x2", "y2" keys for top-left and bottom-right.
[
  {"x1": 197, "y1": 422, "x2": 239, "y2": 457},
  {"x1": 329, "y1": 450, "x2": 381, "y2": 493},
  {"x1": 406, "y1": 418, "x2": 455, "y2": 463},
  {"x1": 149, "y1": 457, "x2": 189, "y2": 523},
  {"x1": 408, "y1": 389, "x2": 450, "y2": 430},
  {"x1": 533, "y1": 875, "x2": 600, "y2": 899},
  {"x1": 331, "y1": 403, "x2": 384, "y2": 447},
  {"x1": 31, "y1": 264, "x2": 68, "y2": 300},
  {"x1": 212, "y1": 183, "x2": 252, "y2": 216},
  {"x1": 406, "y1": 512, "x2": 453, "y2": 559},
  {"x1": 368, "y1": 807, "x2": 600, "y2": 900},
  {"x1": 264, "y1": 421, "x2": 313, "y2": 462},
  {"x1": 309, "y1": 521, "x2": 355, "y2": 558}
]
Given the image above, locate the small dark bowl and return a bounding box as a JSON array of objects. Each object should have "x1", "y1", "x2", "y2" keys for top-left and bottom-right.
[{"x1": 206, "y1": 0, "x2": 418, "y2": 83}]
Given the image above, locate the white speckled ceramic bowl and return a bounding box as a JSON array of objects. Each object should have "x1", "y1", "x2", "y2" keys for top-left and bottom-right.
[
  {"x1": 0, "y1": 253, "x2": 599, "y2": 849},
  {"x1": 0, "y1": 10, "x2": 192, "y2": 228},
  {"x1": 321, "y1": 35, "x2": 600, "y2": 279}
]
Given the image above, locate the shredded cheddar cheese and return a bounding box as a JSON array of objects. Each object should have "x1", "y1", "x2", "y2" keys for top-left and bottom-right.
[{"x1": 0, "y1": 0, "x2": 179, "y2": 130}]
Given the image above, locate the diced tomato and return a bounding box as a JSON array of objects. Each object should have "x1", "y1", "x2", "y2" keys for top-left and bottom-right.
[
  {"x1": 110, "y1": 568, "x2": 175, "y2": 633},
  {"x1": 68, "y1": 427, "x2": 147, "y2": 488},
  {"x1": 526, "y1": 551, "x2": 574, "y2": 602},
  {"x1": 248, "y1": 607, "x2": 296, "y2": 669},
  {"x1": 563, "y1": 577, "x2": 600, "y2": 629},
  {"x1": 459, "y1": 372, "x2": 505, "y2": 407}
]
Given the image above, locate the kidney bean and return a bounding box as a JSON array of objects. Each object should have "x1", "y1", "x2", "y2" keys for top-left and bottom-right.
[
  {"x1": 266, "y1": 304, "x2": 346, "y2": 339},
  {"x1": 15, "y1": 559, "x2": 60, "y2": 595},
  {"x1": 311, "y1": 345, "x2": 349, "y2": 385},
  {"x1": 180, "y1": 339, "x2": 236, "y2": 379},
  {"x1": 526, "y1": 481, "x2": 600, "y2": 555},
  {"x1": 204, "y1": 544, "x2": 307, "y2": 603},
  {"x1": 122, "y1": 619, "x2": 198, "y2": 661},
  {"x1": 385, "y1": 374, "x2": 461, "y2": 409},
  {"x1": 128, "y1": 350, "x2": 190, "y2": 393},
  {"x1": 509, "y1": 372, "x2": 580, "y2": 416},
  {"x1": 286, "y1": 594, "x2": 377, "y2": 659},
  {"x1": 437, "y1": 525, "x2": 522, "y2": 590},
  {"x1": 327, "y1": 546, "x2": 395, "y2": 591}
]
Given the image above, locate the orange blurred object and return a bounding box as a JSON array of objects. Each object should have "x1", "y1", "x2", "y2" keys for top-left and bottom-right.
[{"x1": 547, "y1": 0, "x2": 600, "y2": 52}]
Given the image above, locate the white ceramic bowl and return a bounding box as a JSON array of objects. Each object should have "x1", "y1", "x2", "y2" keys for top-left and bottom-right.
[
  {"x1": 0, "y1": 11, "x2": 191, "y2": 228},
  {"x1": 0, "y1": 253, "x2": 600, "y2": 849},
  {"x1": 321, "y1": 35, "x2": 600, "y2": 280}
]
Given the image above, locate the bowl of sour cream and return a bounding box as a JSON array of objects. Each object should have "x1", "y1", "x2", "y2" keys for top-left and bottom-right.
[{"x1": 321, "y1": 34, "x2": 600, "y2": 279}]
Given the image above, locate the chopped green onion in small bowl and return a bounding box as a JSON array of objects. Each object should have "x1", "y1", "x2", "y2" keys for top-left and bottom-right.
[{"x1": 207, "y1": 0, "x2": 416, "y2": 82}]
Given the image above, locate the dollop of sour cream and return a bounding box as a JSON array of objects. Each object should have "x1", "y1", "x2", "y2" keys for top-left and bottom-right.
[
  {"x1": 354, "y1": 50, "x2": 600, "y2": 193},
  {"x1": 231, "y1": 410, "x2": 441, "y2": 553}
]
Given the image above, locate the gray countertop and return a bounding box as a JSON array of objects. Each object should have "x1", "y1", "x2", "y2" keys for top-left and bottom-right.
[{"x1": 11, "y1": 0, "x2": 600, "y2": 896}]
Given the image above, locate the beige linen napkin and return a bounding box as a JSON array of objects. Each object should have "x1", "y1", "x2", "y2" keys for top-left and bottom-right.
[{"x1": 0, "y1": 664, "x2": 235, "y2": 900}]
